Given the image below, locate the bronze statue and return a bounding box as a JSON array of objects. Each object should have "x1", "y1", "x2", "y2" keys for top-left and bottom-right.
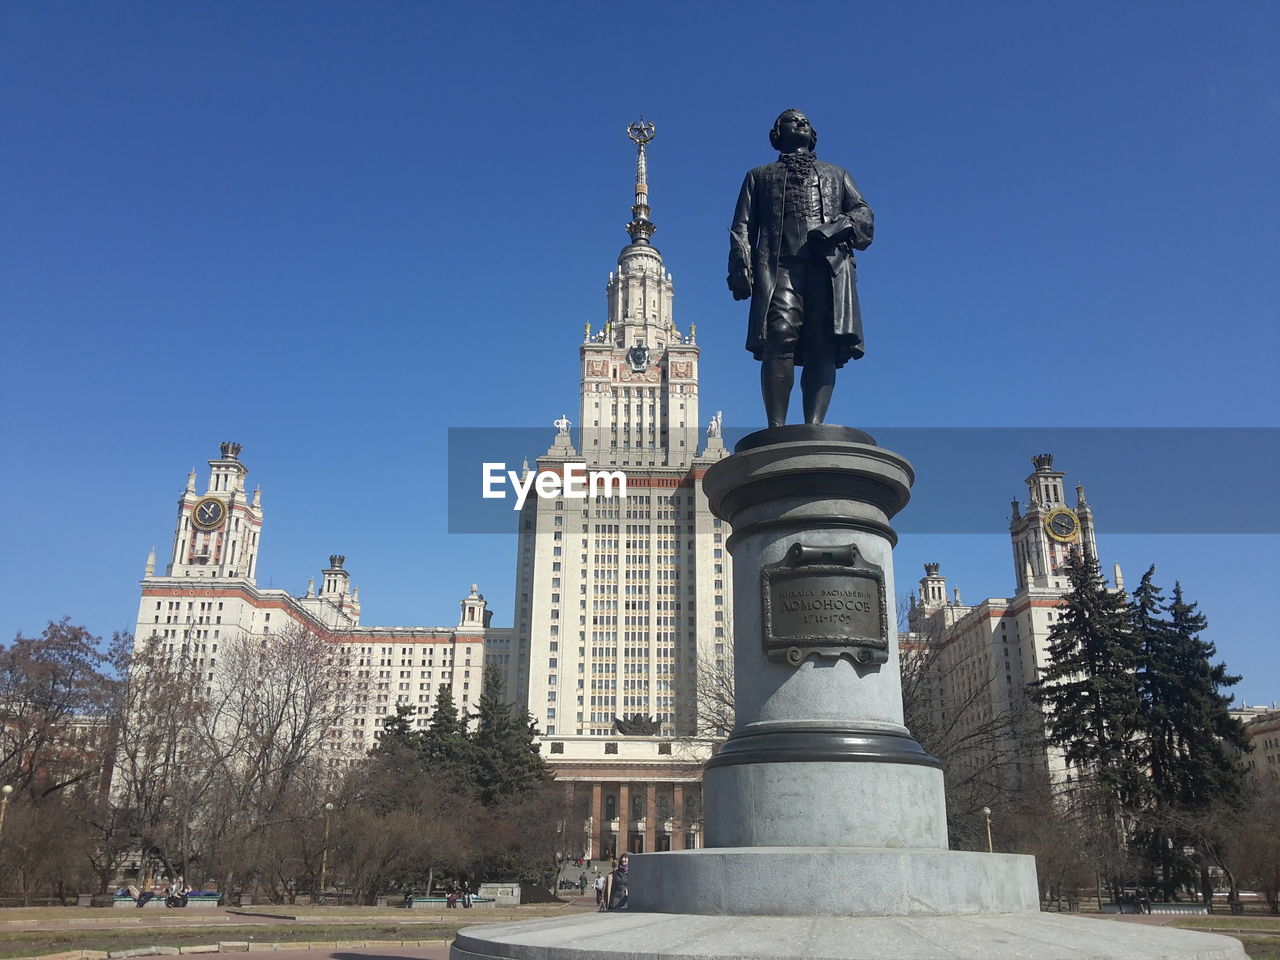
[{"x1": 728, "y1": 110, "x2": 874, "y2": 427}]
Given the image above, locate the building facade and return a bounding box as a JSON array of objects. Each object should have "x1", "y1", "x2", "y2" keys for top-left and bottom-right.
[
  {"x1": 1236, "y1": 707, "x2": 1280, "y2": 791},
  {"x1": 130, "y1": 128, "x2": 735, "y2": 858},
  {"x1": 133, "y1": 442, "x2": 511, "y2": 766},
  {"x1": 906, "y1": 454, "x2": 1107, "y2": 794},
  {"x1": 505, "y1": 127, "x2": 731, "y2": 857}
]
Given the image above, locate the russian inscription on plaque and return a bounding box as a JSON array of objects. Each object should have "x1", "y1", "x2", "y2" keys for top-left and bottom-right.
[{"x1": 761, "y1": 542, "x2": 888, "y2": 666}]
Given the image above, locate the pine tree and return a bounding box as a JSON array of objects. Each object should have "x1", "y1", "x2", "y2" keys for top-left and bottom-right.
[
  {"x1": 1131, "y1": 566, "x2": 1186, "y2": 895},
  {"x1": 1163, "y1": 583, "x2": 1249, "y2": 808},
  {"x1": 1132, "y1": 569, "x2": 1250, "y2": 899},
  {"x1": 1029, "y1": 549, "x2": 1144, "y2": 809},
  {"x1": 466, "y1": 671, "x2": 551, "y2": 807},
  {"x1": 423, "y1": 683, "x2": 472, "y2": 782},
  {"x1": 377, "y1": 703, "x2": 418, "y2": 749}
]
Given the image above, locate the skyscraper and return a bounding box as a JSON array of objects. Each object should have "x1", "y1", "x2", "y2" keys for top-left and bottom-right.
[{"x1": 507, "y1": 122, "x2": 732, "y2": 856}]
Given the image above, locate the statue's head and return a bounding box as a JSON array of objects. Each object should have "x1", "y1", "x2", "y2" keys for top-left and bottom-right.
[{"x1": 770, "y1": 109, "x2": 817, "y2": 152}]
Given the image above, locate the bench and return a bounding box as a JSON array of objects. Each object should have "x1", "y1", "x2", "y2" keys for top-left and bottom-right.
[
  {"x1": 1102, "y1": 902, "x2": 1208, "y2": 916},
  {"x1": 403, "y1": 896, "x2": 495, "y2": 910},
  {"x1": 1148, "y1": 903, "x2": 1208, "y2": 915},
  {"x1": 113, "y1": 894, "x2": 222, "y2": 909},
  {"x1": 113, "y1": 896, "x2": 166, "y2": 909}
]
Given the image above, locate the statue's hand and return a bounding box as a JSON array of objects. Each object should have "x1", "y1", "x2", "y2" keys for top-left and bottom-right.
[
  {"x1": 728, "y1": 266, "x2": 752, "y2": 300},
  {"x1": 810, "y1": 222, "x2": 855, "y2": 246}
]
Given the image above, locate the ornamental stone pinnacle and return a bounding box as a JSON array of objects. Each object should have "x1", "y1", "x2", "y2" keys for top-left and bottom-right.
[{"x1": 625, "y1": 118, "x2": 657, "y2": 245}]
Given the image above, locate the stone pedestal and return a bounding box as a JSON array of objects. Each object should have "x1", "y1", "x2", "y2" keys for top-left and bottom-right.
[
  {"x1": 450, "y1": 427, "x2": 1244, "y2": 960},
  {"x1": 699, "y1": 426, "x2": 945, "y2": 853}
]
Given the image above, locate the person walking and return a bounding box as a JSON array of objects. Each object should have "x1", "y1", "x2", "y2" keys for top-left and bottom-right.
[{"x1": 594, "y1": 871, "x2": 606, "y2": 911}]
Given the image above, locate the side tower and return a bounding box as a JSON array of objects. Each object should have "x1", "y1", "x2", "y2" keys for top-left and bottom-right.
[
  {"x1": 164, "y1": 442, "x2": 263, "y2": 581},
  {"x1": 1009, "y1": 452, "x2": 1098, "y2": 591}
]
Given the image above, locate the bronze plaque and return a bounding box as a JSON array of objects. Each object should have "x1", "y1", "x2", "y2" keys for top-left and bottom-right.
[{"x1": 762, "y1": 543, "x2": 888, "y2": 666}]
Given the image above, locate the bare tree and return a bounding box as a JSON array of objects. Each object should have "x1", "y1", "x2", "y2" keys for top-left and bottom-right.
[
  {"x1": 96, "y1": 630, "x2": 211, "y2": 889},
  {"x1": 0, "y1": 619, "x2": 112, "y2": 798},
  {"x1": 898, "y1": 613, "x2": 1044, "y2": 849},
  {"x1": 690, "y1": 638, "x2": 735, "y2": 746},
  {"x1": 1235, "y1": 788, "x2": 1280, "y2": 913},
  {"x1": 191, "y1": 622, "x2": 353, "y2": 893}
]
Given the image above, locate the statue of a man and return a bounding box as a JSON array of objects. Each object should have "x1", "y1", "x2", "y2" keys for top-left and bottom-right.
[{"x1": 728, "y1": 109, "x2": 874, "y2": 427}]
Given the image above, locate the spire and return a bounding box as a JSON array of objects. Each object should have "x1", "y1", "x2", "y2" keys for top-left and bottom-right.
[
  {"x1": 145, "y1": 546, "x2": 156, "y2": 577},
  {"x1": 625, "y1": 118, "x2": 656, "y2": 245}
]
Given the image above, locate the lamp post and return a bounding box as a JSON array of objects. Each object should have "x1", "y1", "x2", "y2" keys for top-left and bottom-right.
[
  {"x1": 0, "y1": 784, "x2": 13, "y2": 836},
  {"x1": 181, "y1": 820, "x2": 193, "y2": 888},
  {"x1": 319, "y1": 802, "x2": 335, "y2": 897},
  {"x1": 981, "y1": 806, "x2": 993, "y2": 853}
]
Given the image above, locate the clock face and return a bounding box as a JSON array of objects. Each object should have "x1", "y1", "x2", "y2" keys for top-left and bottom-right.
[
  {"x1": 191, "y1": 497, "x2": 226, "y2": 531},
  {"x1": 1044, "y1": 508, "x2": 1079, "y2": 543}
]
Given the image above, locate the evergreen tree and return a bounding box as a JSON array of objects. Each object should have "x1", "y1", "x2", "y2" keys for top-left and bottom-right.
[
  {"x1": 363, "y1": 704, "x2": 427, "y2": 814},
  {"x1": 1162, "y1": 582, "x2": 1248, "y2": 808},
  {"x1": 1131, "y1": 566, "x2": 1188, "y2": 895},
  {"x1": 1030, "y1": 549, "x2": 1144, "y2": 805},
  {"x1": 1131, "y1": 569, "x2": 1249, "y2": 899},
  {"x1": 423, "y1": 683, "x2": 472, "y2": 782},
  {"x1": 466, "y1": 671, "x2": 551, "y2": 807},
  {"x1": 377, "y1": 703, "x2": 418, "y2": 750}
]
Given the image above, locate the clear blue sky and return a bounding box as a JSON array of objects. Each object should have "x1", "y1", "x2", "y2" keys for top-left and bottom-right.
[{"x1": 2, "y1": 2, "x2": 1276, "y2": 703}]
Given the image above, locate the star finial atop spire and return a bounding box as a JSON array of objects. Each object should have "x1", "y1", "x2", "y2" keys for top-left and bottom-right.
[{"x1": 625, "y1": 118, "x2": 656, "y2": 245}]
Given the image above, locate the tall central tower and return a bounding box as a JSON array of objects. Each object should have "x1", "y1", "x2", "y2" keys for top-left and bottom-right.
[
  {"x1": 507, "y1": 123, "x2": 731, "y2": 856},
  {"x1": 579, "y1": 120, "x2": 702, "y2": 470}
]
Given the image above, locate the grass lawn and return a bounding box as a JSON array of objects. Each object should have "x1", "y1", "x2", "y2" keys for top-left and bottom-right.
[
  {"x1": 1166, "y1": 917, "x2": 1280, "y2": 960},
  {"x1": 1173, "y1": 917, "x2": 1280, "y2": 933},
  {"x1": 0, "y1": 923, "x2": 461, "y2": 958},
  {"x1": 0, "y1": 901, "x2": 584, "y2": 959},
  {"x1": 1237, "y1": 937, "x2": 1280, "y2": 960}
]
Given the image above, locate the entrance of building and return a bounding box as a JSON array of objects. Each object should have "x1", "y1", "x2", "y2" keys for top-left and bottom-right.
[{"x1": 628, "y1": 832, "x2": 645, "y2": 854}]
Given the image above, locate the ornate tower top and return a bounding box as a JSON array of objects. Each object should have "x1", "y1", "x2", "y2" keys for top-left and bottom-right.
[
  {"x1": 625, "y1": 118, "x2": 657, "y2": 245},
  {"x1": 219, "y1": 441, "x2": 243, "y2": 460}
]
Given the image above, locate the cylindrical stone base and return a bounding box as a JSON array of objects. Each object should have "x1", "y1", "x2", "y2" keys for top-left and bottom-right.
[
  {"x1": 705, "y1": 762, "x2": 947, "y2": 848},
  {"x1": 701, "y1": 426, "x2": 948, "y2": 850},
  {"x1": 628, "y1": 847, "x2": 1040, "y2": 916}
]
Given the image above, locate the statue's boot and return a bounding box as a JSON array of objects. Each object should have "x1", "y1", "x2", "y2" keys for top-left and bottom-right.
[
  {"x1": 801, "y1": 359, "x2": 836, "y2": 424},
  {"x1": 761, "y1": 355, "x2": 794, "y2": 427}
]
